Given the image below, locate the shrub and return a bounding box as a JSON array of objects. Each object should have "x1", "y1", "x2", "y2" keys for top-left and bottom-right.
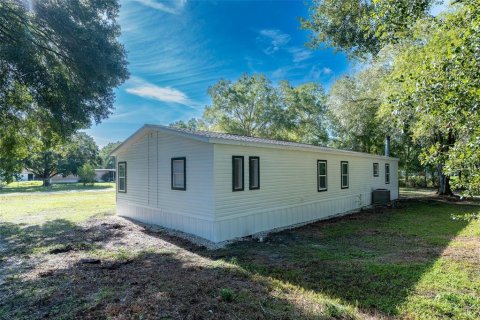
[
  {"x1": 219, "y1": 288, "x2": 234, "y2": 302},
  {"x1": 78, "y1": 164, "x2": 96, "y2": 186}
]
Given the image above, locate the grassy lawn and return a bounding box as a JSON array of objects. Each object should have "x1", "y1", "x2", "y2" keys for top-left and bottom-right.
[
  {"x1": 0, "y1": 181, "x2": 115, "y2": 194},
  {"x1": 399, "y1": 187, "x2": 437, "y2": 198},
  {"x1": 0, "y1": 188, "x2": 479, "y2": 319}
]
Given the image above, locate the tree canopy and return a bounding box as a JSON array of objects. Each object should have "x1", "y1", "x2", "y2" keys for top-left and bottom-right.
[
  {"x1": 382, "y1": 0, "x2": 480, "y2": 195},
  {"x1": 301, "y1": 0, "x2": 434, "y2": 59},
  {"x1": 0, "y1": 0, "x2": 128, "y2": 180},
  {"x1": 24, "y1": 131, "x2": 100, "y2": 186},
  {"x1": 203, "y1": 74, "x2": 329, "y2": 145}
]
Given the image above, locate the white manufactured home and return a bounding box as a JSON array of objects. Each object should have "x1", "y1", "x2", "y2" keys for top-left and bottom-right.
[{"x1": 111, "y1": 124, "x2": 399, "y2": 243}]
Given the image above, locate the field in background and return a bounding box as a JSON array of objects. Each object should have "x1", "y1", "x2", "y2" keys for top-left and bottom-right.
[
  {"x1": 0, "y1": 187, "x2": 479, "y2": 319},
  {"x1": 0, "y1": 181, "x2": 115, "y2": 194}
]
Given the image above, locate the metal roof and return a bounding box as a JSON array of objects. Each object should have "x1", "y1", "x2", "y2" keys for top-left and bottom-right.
[{"x1": 110, "y1": 124, "x2": 399, "y2": 161}]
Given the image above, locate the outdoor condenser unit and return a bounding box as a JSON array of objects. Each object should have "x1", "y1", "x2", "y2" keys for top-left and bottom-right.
[{"x1": 372, "y1": 189, "x2": 391, "y2": 205}]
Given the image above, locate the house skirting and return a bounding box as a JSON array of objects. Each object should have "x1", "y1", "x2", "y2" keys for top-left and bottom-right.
[{"x1": 117, "y1": 192, "x2": 373, "y2": 243}]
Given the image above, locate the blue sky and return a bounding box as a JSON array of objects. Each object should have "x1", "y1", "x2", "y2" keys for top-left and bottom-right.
[{"x1": 86, "y1": 0, "x2": 353, "y2": 146}]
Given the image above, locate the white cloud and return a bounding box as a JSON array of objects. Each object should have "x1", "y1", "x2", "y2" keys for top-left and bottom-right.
[
  {"x1": 126, "y1": 77, "x2": 190, "y2": 105},
  {"x1": 258, "y1": 29, "x2": 291, "y2": 55},
  {"x1": 308, "y1": 66, "x2": 333, "y2": 80},
  {"x1": 132, "y1": 0, "x2": 187, "y2": 14},
  {"x1": 288, "y1": 47, "x2": 313, "y2": 63}
]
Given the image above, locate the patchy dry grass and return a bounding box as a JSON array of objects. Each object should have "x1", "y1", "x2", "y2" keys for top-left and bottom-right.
[{"x1": 0, "y1": 189, "x2": 479, "y2": 319}]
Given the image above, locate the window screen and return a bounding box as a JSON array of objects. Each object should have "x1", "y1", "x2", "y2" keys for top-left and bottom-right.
[
  {"x1": 341, "y1": 161, "x2": 349, "y2": 189},
  {"x1": 171, "y1": 157, "x2": 186, "y2": 190},
  {"x1": 373, "y1": 163, "x2": 379, "y2": 177},
  {"x1": 317, "y1": 160, "x2": 327, "y2": 191},
  {"x1": 249, "y1": 157, "x2": 260, "y2": 190},
  {"x1": 118, "y1": 162, "x2": 126, "y2": 193},
  {"x1": 232, "y1": 156, "x2": 244, "y2": 191},
  {"x1": 385, "y1": 163, "x2": 390, "y2": 184}
]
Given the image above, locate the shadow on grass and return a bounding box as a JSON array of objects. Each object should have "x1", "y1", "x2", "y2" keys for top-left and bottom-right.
[
  {"x1": 140, "y1": 201, "x2": 474, "y2": 317},
  {"x1": 0, "y1": 239, "x2": 324, "y2": 319},
  {"x1": 0, "y1": 183, "x2": 114, "y2": 195},
  {"x1": 0, "y1": 218, "x2": 117, "y2": 257}
]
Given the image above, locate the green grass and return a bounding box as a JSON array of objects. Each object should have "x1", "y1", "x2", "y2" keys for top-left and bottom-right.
[
  {"x1": 0, "y1": 181, "x2": 115, "y2": 194},
  {"x1": 0, "y1": 189, "x2": 116, "y2": 258},
  {"x1": 400, "y1": 187, "x2": 437, "y2": 197},
  {"x1": 208, "y1": 201, "x2": 480, "y2": 319},
  {"x1": 0, "y1": 188, "x2": 479, "y2": 319}
]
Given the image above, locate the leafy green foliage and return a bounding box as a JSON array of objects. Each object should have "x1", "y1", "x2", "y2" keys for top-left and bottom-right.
[
  {"x1": 279, "y1": 81, "x2": 329, "y2": 145},
  {"x1": 301, "y1": 0, "x2": 434, "y2": 59},
  {"x1": 99, "y1": 141, "x2": 122, "y2": 169},
  {"x1": 327, "y1": 64, "x2": 387, "y2": 153},
  {"x1": 204, "y1": 74, "x2": 284, "y2": 138},
  {"x1": 383, "y1": 1, "x2": 480, "y2": 195},
  {"x1": 24, "y1": 132, "x2": 100, "y2": 186},
  {"x1": 204, "y1": 74, "x2": 329, "y2": 144},
  {"x1": 0, "y1": 0, "x2": 128, "y2": 179},
  {"x1": 78, "y1": 164, "x2": 96, "y2": 186},
  {"x1": 169, "y1": 118, "x2": 208, "y2": 131}
]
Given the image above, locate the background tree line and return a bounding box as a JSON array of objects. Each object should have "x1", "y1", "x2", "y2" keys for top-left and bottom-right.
[
  {"x1": 173, "y1": 0, "x2": 480, "y2": 196},
  {"x1": 1, "y1": 0, "x2": 479, "y2": 196}
]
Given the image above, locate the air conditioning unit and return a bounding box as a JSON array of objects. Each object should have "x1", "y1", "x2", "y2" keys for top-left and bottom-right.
[{"x1": 372, "y1": 189, "x2": 391, "y2": 205}]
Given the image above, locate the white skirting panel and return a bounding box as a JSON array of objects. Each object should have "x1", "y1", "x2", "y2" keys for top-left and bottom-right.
[
  {"x1": 117, "y1": 200, "x2": 216, "y2": 242},
  {"x1": 213, "y1": 192, "x2": 371, "y2": 242},
  {"x1": 118, "y1": 193, "x2": 374, "y2": 243}
]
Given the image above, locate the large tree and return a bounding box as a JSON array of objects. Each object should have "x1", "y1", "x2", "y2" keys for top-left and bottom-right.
[
  {"x1": 327, "y1": 64, "x2": 387, "y2": 154},
  {"x1": 0, "y1": 0, "x2": 128, "y2": 180},
  {"x1": 204, "y1": 74, "x2": 329, "y2": 144},
  {"x1": 204, "y1": 74, "x2": 284, "y2": 138},
  {"x1": 383, "y1": 1, "x2": 480, "y2": 195},
  {"x1": 24, "y1": 131, "x2": 100, "y2": 186},
  {"x1": 279, "y1": 81, "x2": 329, "y2": 145}
]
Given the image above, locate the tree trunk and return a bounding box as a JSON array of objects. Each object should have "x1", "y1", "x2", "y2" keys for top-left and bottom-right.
[
  {"x1": 43, "y1": 178, "x2": 51, "y2": 187},
  {"x1": 437, "y1": 164, "x2": 453, "y2": 195}
]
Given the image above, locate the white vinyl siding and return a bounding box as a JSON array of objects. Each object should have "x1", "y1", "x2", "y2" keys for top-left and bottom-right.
[
  {"x1": 317, "y1": 160, "x2": 327, "y2": 191},
  {"x1": 341, "y1": 161, "x2": 349, "y2": 189},
  {"x1": 116, "y1": 131, "x2": 214, "y2": 221}
]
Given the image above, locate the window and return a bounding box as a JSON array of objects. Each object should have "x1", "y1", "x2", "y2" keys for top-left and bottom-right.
[
  {"x1": 171, "y1": 157, "x2": 186, "y2": 190},
  {"x1": 385, "y1": 163, "x2": 390, "y2": 184},
  {"x1": 373, "y1": 163, "x2": 379, "y2": 177},
  {"x1": 232, "y1": 156, "x2": 244, "y2": 191},
  {"x1": 118, "y1": 162, "x2": 127, "y2": 193},
  {"x1": 249, "y1": 157, "x2": 260, "y2": 190},
  {"x1": 317, "y1": 160, "x2": 327, "y2": 191},
  {"x1": 341, "y1": 161, "x2": 349, "y2": 189}
]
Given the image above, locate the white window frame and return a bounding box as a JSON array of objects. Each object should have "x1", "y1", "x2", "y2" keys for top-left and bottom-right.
[{"x1": 317, "y1": 160, "x2": 327, "y2": 192}]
